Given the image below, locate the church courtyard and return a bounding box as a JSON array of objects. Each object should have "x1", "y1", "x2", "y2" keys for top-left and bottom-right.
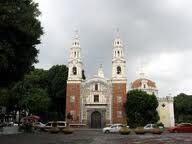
[{"x1": 0, "y1": 129, "x2": 192, "y2": 144}]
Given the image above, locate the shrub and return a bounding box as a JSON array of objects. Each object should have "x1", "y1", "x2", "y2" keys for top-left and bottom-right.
[
  {"x1": 119, "y1": 127, "x2": 130, "y2": 135},
  {"x1": 63, "y1": 127, "x2": 74, "y2": 134},
  {"x1": 134, "y1": 127, "x2": 145, "y2": 134},
  {"x1": 20, "y1": 122, "x2": 33, "y2": 133},
  {"x1": 49, "y1": 127, "x2": 60, "y2": 134}
]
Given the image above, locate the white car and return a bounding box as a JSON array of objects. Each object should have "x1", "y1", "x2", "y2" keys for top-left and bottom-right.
[
  {"x1": 33, "y1": 122, "x2": 45, "y2": 129},
  {"x1": 43, "y1": 121, "x2": 67, "y2": 131},
  {"x1": 144, "y1": 124, "x2": 163, "y2": 132},
  {"x1": 102, "y1": 124, "x2": 129, "y2": 133}
]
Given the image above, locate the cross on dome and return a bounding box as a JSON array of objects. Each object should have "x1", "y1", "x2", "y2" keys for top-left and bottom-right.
[
  {"x1": 115, "y1": 28, "x2": 120, "y2": 38},
  {"x1": 74, "y1": 28, "x2": 79, "y2": 39},
  {"x1": 98, "y1": 64, "x2": 104, "y2": 78}
]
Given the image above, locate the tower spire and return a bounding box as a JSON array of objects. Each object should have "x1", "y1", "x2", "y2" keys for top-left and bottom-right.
[
  {"x1": 115, "y1": 28, "x2": 120, "y2": 38},
  {"x1": 98, "y1": 64, "x2": 104, "y2": 78},
  {"x1": 74, "y1": 27, "x2": 79, "y2": 39},
  {"x1": 72, "y1": 28, "x2": 80, "y2": 48},
  {"x1": 68, "y1": 29, "x2": 82, "y2": 80}
]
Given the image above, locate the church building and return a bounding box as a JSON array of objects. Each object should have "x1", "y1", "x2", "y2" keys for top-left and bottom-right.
[
  {"x1": 66, "y1": 31, "x2": 127, "y2": 128},
  {"x1": 65, "y1": 30, "x2": 175, "y2": 128}
]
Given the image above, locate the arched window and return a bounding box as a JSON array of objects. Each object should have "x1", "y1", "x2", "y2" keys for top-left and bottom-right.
[
  {"x1": 117, "y1": 51, "x2": 120, "y2": 56},
  {"x1": 95, "y1": 84, "x2": 98, "y2": 91},
  {"x1": 117, "y1": 66, "x2": 121, "y2": 74},
  {"x1": 72, "y1": 67, "x2": 77, "y2": 75}
]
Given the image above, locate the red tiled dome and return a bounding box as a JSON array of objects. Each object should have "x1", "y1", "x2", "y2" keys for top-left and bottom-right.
[{"x1": 131, "y1": 78, "x2": 156, "y2": 89}]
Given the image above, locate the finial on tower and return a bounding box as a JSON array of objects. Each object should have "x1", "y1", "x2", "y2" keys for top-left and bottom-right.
[
  {"x1": 115, "y1": 28, "x2": 120, "y2": 38},
  {"x1": 72, "y1": 27, "x2": 80, "y2": 47},
  {"x1": 98, "y1": 64, "x2": 104, "y2": 78},
  {"x1": 74, "y1": 27, "x2": 79, "y2": 39},
  {"x1": 136, "y1": 58, "x2": 146, "y2": 78}
]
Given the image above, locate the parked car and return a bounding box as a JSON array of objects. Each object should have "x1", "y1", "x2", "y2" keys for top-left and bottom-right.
[
  {"x1": 43, "y1": 121, "x2": 67, "y2": 132},
  {"x1": 32, "y1": 122, "x2": 45, "y2": 129},
  {"x1": 168, "y1": 123, "x2": 192, "y2": 133},
  {"x1": 102, "y1": 124, "x2": 129, "y2": 133},
  {"x1": 144, "y1": 124, "x2": 156, "y2": 132},
  {"x1": 144, "y1": 124, "x2": 163, "y2": 133},
  {"x1": 13, "y1": 123, "x2": 18, "y2": 126}
]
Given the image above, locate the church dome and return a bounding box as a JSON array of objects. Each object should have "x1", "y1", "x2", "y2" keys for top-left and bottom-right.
[{"x1": 131, "y1": 78, "x2": 156, "y2": 89}]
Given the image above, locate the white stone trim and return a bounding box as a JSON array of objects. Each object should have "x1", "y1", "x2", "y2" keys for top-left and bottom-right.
[
  {"x1": 111, "y1": 80, "x2": 127, "y2": 83},
  {"x1": 67, "y1": 80, "x2": 82, "y2": 84}
]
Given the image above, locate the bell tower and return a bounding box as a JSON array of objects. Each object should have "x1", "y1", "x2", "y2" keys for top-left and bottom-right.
[
  {"x1": 68, "y1": 30, "x2": 83, "y2": 81},
  {"x1": 66, "y1": 30, "x2": 83, "y2": 123},
  {"x1": 112, "y1": 29, "x2": 127, "y2": 124}
]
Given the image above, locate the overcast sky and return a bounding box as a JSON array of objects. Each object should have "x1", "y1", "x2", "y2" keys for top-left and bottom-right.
[{"x1": 35, "y1": 0, "x2": 192, "y2": 97}]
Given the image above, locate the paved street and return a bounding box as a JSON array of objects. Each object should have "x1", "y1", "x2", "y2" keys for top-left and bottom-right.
[{"x1": 0, "y1": 129, "x2": 192, "y2": 144}]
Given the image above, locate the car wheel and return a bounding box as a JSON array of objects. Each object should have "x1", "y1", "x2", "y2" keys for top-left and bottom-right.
[{"x1": 105, "y1": 130, "x2": 110, "y2": 133}]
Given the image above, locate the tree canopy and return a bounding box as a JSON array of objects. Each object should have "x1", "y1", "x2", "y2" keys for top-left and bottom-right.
[
  {"x1": 0, "y1": 0, "x2": 43, "y2": 87},
  {"x1": 125, "y1": 90, "x2": 159, "y2": 128},
  {"x1": 174, "y1": 93, "x2": 192, "y2": 123},
  {"x1": 6, "y1": 65, "x2": 68, "y2": 121},
  {"x1": 47, "y1": 65, "x2": 68, "y2": 120},
  {"x1": 9, "y1": 69, "x2": 50, "y2": 115}
]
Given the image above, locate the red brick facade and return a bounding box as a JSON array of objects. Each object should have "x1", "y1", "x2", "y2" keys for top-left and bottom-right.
[
  {"x1": 66, "y1": 82, "x2": 81, "y2": 123},
  {"x1": 66, "y1": 81, "x2": 127, "y2": 125},
  {"x1": 112, "y1": 82, "x2": 127, "y2": 124}
]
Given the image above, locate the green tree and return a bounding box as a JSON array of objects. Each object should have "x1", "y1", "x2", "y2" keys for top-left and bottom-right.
[
  {"x1": 47, "y1": 65, "x2": 68, "y2": 120},
  {"x1": 174, "y1": 93, "x2": 192, "y2": 123},
  {"x1": 0, "y1": 88, "x2": 9, "y2": 107},
  {"x1": 0, "y1": 0, "x2": 43, "y2": 87},
  {"x1": 7, "y1": 65, "x2": 68, "y2": 121},
  {"x1": 125, "y1": 90, "x2": 159, "y2": 128},
  {"x1": 9, "y1": 69, "x2": 50, "y2": 115}
]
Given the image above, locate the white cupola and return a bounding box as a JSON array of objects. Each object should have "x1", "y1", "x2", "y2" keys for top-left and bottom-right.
[
  {"x1": 112, "y1": 29, "x2": 126, "y2": 82},
  {"x1": 68, "y1": 30, "x2": 83, "y2": 81}
]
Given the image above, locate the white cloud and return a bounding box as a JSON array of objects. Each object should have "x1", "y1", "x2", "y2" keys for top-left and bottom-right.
[
  {"x1": 34, "y1": 0, "x2": 192, "y2": 97},
  {"x1": 145, "y1": 52, "x2": 183, "y2": 78}
]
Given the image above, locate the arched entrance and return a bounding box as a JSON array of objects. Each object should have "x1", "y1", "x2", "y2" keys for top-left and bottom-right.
[{"x1": 91, "y1": 111, "x2": 101, "y2": 128}]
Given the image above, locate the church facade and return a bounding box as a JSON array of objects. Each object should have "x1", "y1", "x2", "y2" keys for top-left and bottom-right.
[
  {"x1": 65, "y1": 31, "x2": 175, "y2": 128},
  {"x1": 66, "y1": 32, "x2": 127, "y2": 128}
]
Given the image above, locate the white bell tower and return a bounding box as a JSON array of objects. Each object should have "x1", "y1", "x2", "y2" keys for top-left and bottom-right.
[
  {"x1": 112, "y1": 29, "x2": 126, "y2": 82},
  {"x1": 68, "y1": 30, "x2": 83, "y2": 81}
]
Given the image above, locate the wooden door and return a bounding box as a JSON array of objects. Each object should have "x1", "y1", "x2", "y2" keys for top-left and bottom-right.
[{"x1": 91, "y1": 111, "x2": 101, "y2": 128}]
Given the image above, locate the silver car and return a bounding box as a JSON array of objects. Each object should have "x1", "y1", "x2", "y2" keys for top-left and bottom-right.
[
  {"x1": 43, "y1": 121, "x2": 67, "y2": 131},
  {"x1": 103, "y1": 124, "x2": 128, "y2": 133}
]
